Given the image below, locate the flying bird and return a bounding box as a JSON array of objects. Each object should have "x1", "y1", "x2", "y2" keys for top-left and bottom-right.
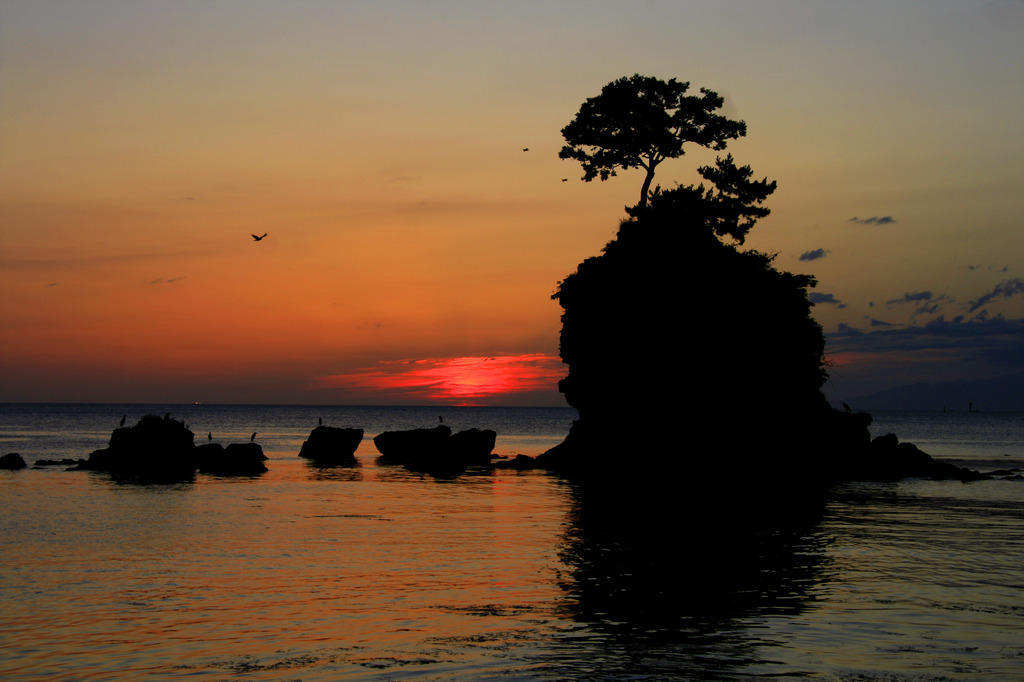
[
  {"x1": 252, "y1": 233, "x2": 267, "y2": 241},
  {"x1": 561, "y1": 178, "x2": 568, "y2": 182},
  {"x1": 522, "y1": 147, "x2": 529, "y2": 152}
]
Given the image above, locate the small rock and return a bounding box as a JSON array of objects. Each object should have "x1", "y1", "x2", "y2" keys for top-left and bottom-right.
[
  {"x1": 298, "y1": 426, "x2": 363, "y2": 465},
  {"x1": 197, "y1": 442, "x2": 268, "y2": 475},
  {"x1": 0, "y1": 453, "x2": 27, "y2": 470},
  {"x1": 494, "y1": 454, "x2": 538, "y2": 470}
]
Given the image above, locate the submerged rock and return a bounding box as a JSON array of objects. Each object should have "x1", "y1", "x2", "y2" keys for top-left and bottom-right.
[
  {"x1": 34, "y1": 458, "x2": 83, "y2": 467},
  {"x1": 494, "y1": 454, "x2": 539, "y2": 470},
  {"x1": 298, "y1": 426, "x2": 363, "y2": 465},
  {"x1": 1, "y1": 453, "x2": 27, "y2": 470}
]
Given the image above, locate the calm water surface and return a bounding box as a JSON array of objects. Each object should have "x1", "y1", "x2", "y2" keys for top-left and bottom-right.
[{"x1": 1, "y1": 405, "x2": 1023, "y2": 680}]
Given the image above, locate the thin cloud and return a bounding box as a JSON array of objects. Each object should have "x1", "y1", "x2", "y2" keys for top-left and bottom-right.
[
  {"x1": 3, "y1": 250, "x2": 211, "y2": 270},
  {"x1": 833, "y1": 322, "x2": 864, "y2": 337},
  {"x1": 848, "y1": 216, "x2": 896, "y2": 225},
  {"x1": 914, "y1": 300, "x2": 945, "y2": 317},
  {"x1": 885, "y1": 290, "x2": 952, "y2": 320},
  {"x1": 830, "y1": 315, "x2": 1024, "y2": 357},
  {"x1": 799, "y1": 248, "x2": 829, "y2": 262},
  {"x1": 809, "y1": 292, "x2": 842, "y2": 305},
  {"x1": 968, "y1": 278, "x2": 1024, "y2": 313},
  {"x1": 886, "y1": 291, "x2": 933, "y2": 304}
]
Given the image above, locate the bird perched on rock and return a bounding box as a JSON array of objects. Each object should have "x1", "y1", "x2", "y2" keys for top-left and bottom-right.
[
  {"x1": 120, "y1": 415, "x2": 126, "y2": 427},
  {"x1": 250, "y1": 432, "x2": 257, "y2": 442},
  {"x1": 252, "y1": 233, "x2": 267, "y2": 241}
]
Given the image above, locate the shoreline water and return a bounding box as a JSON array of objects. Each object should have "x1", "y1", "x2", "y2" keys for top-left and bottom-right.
[{"x1": 2, "y1": 405, "x2": 1023, "y2": 680}]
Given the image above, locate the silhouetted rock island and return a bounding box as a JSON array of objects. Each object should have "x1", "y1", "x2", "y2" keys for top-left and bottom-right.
[
  {"x1": 1, "y1": 453, "x2": 27, "y2": 470},
  {"x1": 531, "y1": 190, "x2": 987, "y2": 488},
  {"x1": 536, "y1": 75, "x2": 985, "y2": 492},
  {"x1": 79, "y1": 415, "x2": 267, "y2": 480},
  {"x1": 299, "y1": 426, "x2": 363, "y2": 465},
  {"x1": 373, "y1": 425, "x2": 497, "y2": 476},
  {"x1": 196, "y1": 442, "x2": 269, "y2": 476}
]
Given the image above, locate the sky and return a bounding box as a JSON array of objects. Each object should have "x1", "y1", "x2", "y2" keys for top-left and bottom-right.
[{"x1": 2, "y1": 0, "x2": 1023, "y2": 406}]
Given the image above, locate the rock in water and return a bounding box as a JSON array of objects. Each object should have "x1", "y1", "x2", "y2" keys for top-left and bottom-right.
[
  {"x1": 373, "y1": 425, "x2": 452, "y2": 466},
  {"x1": 373, "y1": 425, "x2": 497, "y2": 475},
  {"x1": 494, "y1": 454, "x2": 539, "y2": 470},
  {"x1": 195, "y1": 440, "x2": 268, "y2": 473},
  {"x1": 449, "y1": 428, "x2": 497, "y2": 467},
  {"x1": 33, "y1": 458, "x2": 83, "y2": 467},
  {"x1": 298, "y1": 426, "x2": 363, "y2": 465},
  {"x1": 80, "y1": 414, "x2": 197, "y2": 481},
  {"x1": 539, "y1": 185, "x2": 852, "y2": 486},
  {"x1": 0, "y1": 453, "x2": 27, "y2": 470},
  {"x1": 196, "y1": 442, "x2": 269, "y2": 475},
  {"x1": 835, "y1": 433, "x2": 990, "y2": 483}
]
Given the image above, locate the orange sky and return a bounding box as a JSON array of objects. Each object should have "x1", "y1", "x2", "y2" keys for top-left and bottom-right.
[{"x1": 2, "y1": 2, "x2": 1023, "y2": 405}]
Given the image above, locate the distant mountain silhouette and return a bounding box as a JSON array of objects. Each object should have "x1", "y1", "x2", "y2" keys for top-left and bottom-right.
[{"x1": 844, "y1": 372, "x2": 1024, "y2": 411}]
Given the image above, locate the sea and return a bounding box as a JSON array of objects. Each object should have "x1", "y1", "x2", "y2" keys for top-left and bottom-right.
[{"x1": 1, "y1": 404, "x2": 1022, "y2": 681}]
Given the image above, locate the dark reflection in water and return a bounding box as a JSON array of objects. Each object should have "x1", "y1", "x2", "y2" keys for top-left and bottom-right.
[
  {"x1": 303, "y1": 459, "x2": 364, "y2": 482},
  {"x1": 542, "y1": 479, "x2": 831, "y2": 679},
  {"x1": 91, "y1": 469, "x2": 197, "y2": 490}
]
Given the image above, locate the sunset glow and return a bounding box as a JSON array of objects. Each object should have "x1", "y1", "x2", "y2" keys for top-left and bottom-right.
[
  {"x1": 319, "y1": 354, "x2": 566, "y2": 405},
  {"x1": 1, "y1": 2, "x2": 1023, "y2": 405}
]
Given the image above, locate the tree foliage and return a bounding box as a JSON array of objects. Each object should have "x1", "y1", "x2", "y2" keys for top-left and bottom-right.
[
  {"x1": 559, "y1": 74, "x2": 747, "y2": 208},
  {"x1": 625, "y1": 154, "x2": 778, "y2": 244}
]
